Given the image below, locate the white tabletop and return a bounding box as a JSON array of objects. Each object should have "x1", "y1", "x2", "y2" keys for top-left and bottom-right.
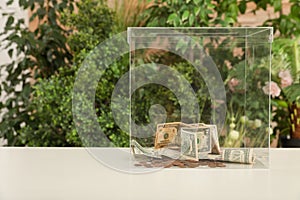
[{"x1": 0, "y1": 148, "x2": 300, "y2": 200}]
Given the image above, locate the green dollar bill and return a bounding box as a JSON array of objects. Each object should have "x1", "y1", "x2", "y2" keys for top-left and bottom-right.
[
  {"x1": 180, "y1": 129, "x2": 198, "y2": 161},
  {"x1": 181, "y1": 127, "x2": 211, "y2": 154},
  {"x1": 189, "y1": 123, "x2": 221, "y2": 154},
  {"x1": 222, "y1": 148, "x2": 255, "y2": 164}
]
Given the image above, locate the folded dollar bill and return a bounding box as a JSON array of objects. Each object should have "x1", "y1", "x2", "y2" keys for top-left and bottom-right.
[
  {"x1": 180, "y1": 129, "x2": 198, "y2": 161},
  {"x1": 155, "y1": 122, "x2": 221, "y2": 157},
  {"x1": 155, "y1": 122, "x2": 190, "y2": 149},
  {"x1": 131, "y1": 139, "x2": 162, "y2": 159},
  {"x1": 131, "y1": 139, "x2": 181, "y2": 160},
  {"x1": 189, "y1": 123, "x2": 221, "y2": 154},
  {"x1": 221, "y1": 148, "x2": 255, "y2": 164},
  {"x1": 181, "y1": 127, "x2": 211, "y2": 155},
  {"x1": 154, "y1": 126, "x2": 177, "y2": 149}
]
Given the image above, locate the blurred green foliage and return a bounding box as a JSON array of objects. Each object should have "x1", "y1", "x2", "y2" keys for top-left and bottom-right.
[
  {"x1": 270, "y1": 37, "x2": 300, "y2": 142},
  {"x1": 0, "y1": 0, "x2": 124, "y2": 146},
  {"x1": 0, "y1": 0, "x2": 75, "y2": 145},
  {"x1": 19, "y1": 69, "x2": 81, "y2": 146},
  {"x1": 0, "y1": 0, "x2": 300, "y2": 147},
  {"x1": 143, "y1": 0, "x2": 300, "y2": 37},
  {"x1": 142, "y1": 0, "x2": 239, "y2": 27}
]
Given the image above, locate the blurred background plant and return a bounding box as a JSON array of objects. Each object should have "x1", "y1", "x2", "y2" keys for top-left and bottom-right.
[
  {"x1": 267, "y1": 37, "x2": 300, "y2": 147},
  {"x1": 23, "y1": 0, "x2": 131, "y2": 147},
  {"x1": 0, "y1": 0, "x2": 300, "y2": 147},
  {"x1": 223, "y1": 35, "x2": 300, "y2": 147},
  {"x1": 111, "y1": 0, "x2": 150, "y2": 31},
  {"x1": 221, "y1": 44, "x2": 271, "y2": 148},
  {"x1": 222, "y1": 113, "x2": 268, "y2": 148},
  {"x1": 0, "y1": 0, "x2": 75, "y2": 145}
]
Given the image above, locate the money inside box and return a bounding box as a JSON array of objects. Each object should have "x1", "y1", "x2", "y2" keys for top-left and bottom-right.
[
  {"x1": 131, "y1": 122, "x2": 255, "y2": 168},
  {"x1": 128, "y1": 28, "x2": 272, "y2": 169}
]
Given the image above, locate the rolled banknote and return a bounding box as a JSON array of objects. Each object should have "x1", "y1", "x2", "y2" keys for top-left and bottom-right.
[{"x1": 221, "y1": 148, "x2": 255, "y2": 164}]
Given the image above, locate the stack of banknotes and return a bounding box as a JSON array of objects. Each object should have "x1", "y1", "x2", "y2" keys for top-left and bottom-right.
[
  {"x1": 131, "y1": 122, "x2": 255, "y2": 167},
  {"x1": 154, "y1": 122, "x2": 221, "y2": 159}
]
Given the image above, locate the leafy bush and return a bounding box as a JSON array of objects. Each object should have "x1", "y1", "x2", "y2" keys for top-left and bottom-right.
[
  {"x1": 268, "y1": 37, "x2": 300, "y2": 143},
  {"x1": 142, "y1": 0, "x2": 300, "y2": 37},
  {"x1": 142, "y1": 0, "x2": 240, "y2": 27},
  {"x1": 13, "y1": 0, "x2": 125, "y2": 146},
  {"x1": 0, "y1": 0, "x2": 75, "y2": 146},
  {"x1": 224, "y1": 58, "x2": 271, "y2": 148},
  {"x1": 1, "y1": 0, "x2": 299, "y2": 147},
  {"x1": 19, "y1": 69, "x2": 81, "y2": 146}
]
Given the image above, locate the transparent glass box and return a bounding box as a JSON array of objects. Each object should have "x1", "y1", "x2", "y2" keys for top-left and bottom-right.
[{"x1": 128, "y1": 27, "x2": 272, "y2": 169}]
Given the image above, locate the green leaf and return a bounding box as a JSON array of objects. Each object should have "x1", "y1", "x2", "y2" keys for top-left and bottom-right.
[
  {"x1": 239, "y1": 0, "x2": 247, "y2": 14},
  {"x1": 291, "y1": 4, "x2": 300, "y2": 17},
  {"x1": 274, "y1": 0, "x2": 282, "y2": 12},
  {"x1": 182, "y1": 10, "x2": 190, "y2": 21},
  {"x1": 6, "y1": 16, "x2": 14, "y2": 27},
  {"x1": 189, "y1": 13, "x2": 195, "y2": 26},
  {"x1": 7, "y1": 0, "x2": 14, "y2": 5},
  {"x1": 229, "y1": 4, "x2": 239, "y2": 17},
  {"x1": 257, "y1": 0, "x2": 268, "y2": 10},
  {"x1": 272, "y1": 99, "x2": 288, "y2": 108},
  {"x1": 167, "y1": 13, "x2": 180, "y2": 26},
  {"x1": 167, "y1": 13, "x2": 177, "y2": 23},
  {"x1": 224, "y1": 15, "x2": 236, "y2": 25},
  {"x1": 19, "y1": 0, "x2": 29, "y2": 9},
  {"x1": 194, "y1": 7, "x2": 201, "y2": 16},
  {"x1": 8, "y1": 49, "x2": 13, "y2": 58},
  {"x1": 193, "y1": 0, "x2": 201, "y2": 5},
  {"x1": 22, "y1": 84, "x2": 31, "y2": 100},
  {"x1": 207, "y1": 1, "x2": 215, "y2": 9},
  {"x1": 283, "y1": 83, "x2": 300, "y2": 103},
  {"x1": 29, "y1": 0, "x2": 35, "y2": 11}
]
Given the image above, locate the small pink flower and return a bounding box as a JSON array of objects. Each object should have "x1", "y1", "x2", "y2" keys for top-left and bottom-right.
[
  {"x1": 262, "y1": 81, "x2": 281, "y2": 98},
  {"x1": 228, "y1": 78, "x2": 240, "y2": 92},
  {"x1": 278, "y1": 70, "x2": 293, "y2": 88}
]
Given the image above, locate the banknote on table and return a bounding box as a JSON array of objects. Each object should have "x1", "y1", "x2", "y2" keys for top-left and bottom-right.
[
  {"x1": 131, "y1": 139, "x2": 181, "y2": 160},
  {"x1": 155, "y1": 122, "x2": 190, "y2": 148},
  {"x1": 205, "y1": 124, "x2": 221, "y2": 154},
  {"x1": 155, "y1": 122, "x2": 221, "y2": 156},
  {"x1": 131, "y1": 139, "x2": 162, "y2": 159},
  {"x1": 181, "y1": 127, "x2": 211, "y2": 154},
  {"x1": 197, "y1": 127, "x2": 211, "y2": 155},
  {"x1": 154, "y1": 127, "x2": 177, "y2": 149},
  {"x1": 221, "y1": 148, "x2": 255, "y2": 164},
  {"x1": 180, "y1": 129, "x2": 198, "y2": 161},
  {"x1": 189, "y1": 123, "x2": 221, "y2": 154}
]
